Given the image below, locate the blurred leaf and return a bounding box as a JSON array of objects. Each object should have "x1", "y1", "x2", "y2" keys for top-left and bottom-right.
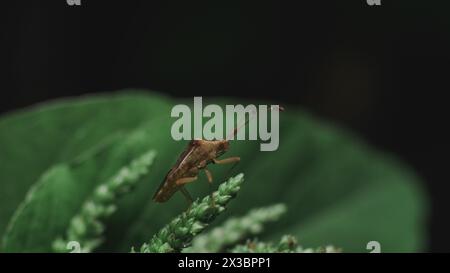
[
  {"x1": 2, "y1": 128, "x2": 165, "y2": 252},
  {"x1": 0, "y1": 92, "x2": 172, "y2": 240},
  {"x1": 0, "y1": 91, "x2": 428, "y2": 252}
]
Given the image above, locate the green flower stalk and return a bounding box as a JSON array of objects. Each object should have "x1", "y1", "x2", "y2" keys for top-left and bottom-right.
[
  {"x1": 52, "y1": 150, "x2": 157, "y2": 253},
  {"x1": 230, "y1": 235, "x2": 341, "y2": 253},
  {"x1": 185, "y1": 203, "x2": 287, "y2": 253},
  {"x1": 137, "y1": 173, "x2": 245, "y2": 253}
]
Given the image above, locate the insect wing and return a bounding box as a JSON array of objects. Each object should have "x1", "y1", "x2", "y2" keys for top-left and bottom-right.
[{"x1": 152, "y1": 141, "x2": 199, "y2": 199}]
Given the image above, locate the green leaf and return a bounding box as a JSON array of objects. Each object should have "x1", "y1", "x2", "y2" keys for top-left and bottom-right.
[
  {"x1": 53, "y1": 150, "x2": 157, "y2": 253},
  {"x1": 0, "y1": 91, "x2": 173, "y2": 241},
  {"x1": 2, "y1": 133, "x2": 154, "y2": 252},
  {"x1": 0, "y1": 91, "x2": 428, "y2": 252}
]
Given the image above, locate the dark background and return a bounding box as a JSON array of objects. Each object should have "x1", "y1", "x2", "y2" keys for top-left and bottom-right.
[{"x1": 0, "y1": 1, "x2": 448, "y2": 251}]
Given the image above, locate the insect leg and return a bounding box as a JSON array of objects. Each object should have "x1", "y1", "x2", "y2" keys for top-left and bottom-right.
[
  {"x1": 176, "y1": 176, "x2": 197, "y2": 210},
  {"x1": 204, "y1": 168, "x2": 213, "y2": 183},
  {"x1": 213, "y1": 156, "x2": 240, "y2": 165},
  {"x1": 175, "y1": 176, "x2": 198, "y2": 186},
  {"x1": 180, "y1": 186, "x2": 193, "y2": 209},
  {"x1": 204, "y1": 168, "x2": 215, "y2": 208}
]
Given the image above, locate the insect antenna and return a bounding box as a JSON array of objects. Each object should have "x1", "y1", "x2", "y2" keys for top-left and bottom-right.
[{"x1": 225, "y1": 105, "x2": 284, "y2": 141}]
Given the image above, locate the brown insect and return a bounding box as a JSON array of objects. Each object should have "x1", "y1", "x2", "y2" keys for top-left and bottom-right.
[{"x1": 153, "y1": 106, "x2": 284, "y2": 205}]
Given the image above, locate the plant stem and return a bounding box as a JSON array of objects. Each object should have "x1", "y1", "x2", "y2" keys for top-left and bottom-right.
[
  {"x1": 186, "y1": 203, "x2": 286, "y2": 253},
  {"x1": 137, "y1": 173, "x2": 244, "y2": 253}
]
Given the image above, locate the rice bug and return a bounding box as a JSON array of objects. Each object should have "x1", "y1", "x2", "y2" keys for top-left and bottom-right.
[{"x1": 152, "y1": 105, "x2": 284, "y2": 206}]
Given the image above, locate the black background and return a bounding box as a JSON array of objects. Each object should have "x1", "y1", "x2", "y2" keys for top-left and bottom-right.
[
  {"x1": 0, "y1": 1, "x2": 448, "y2": 251},
  {"x1": 0, "y1": 253, "x2": 441, "y2": 271}
]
